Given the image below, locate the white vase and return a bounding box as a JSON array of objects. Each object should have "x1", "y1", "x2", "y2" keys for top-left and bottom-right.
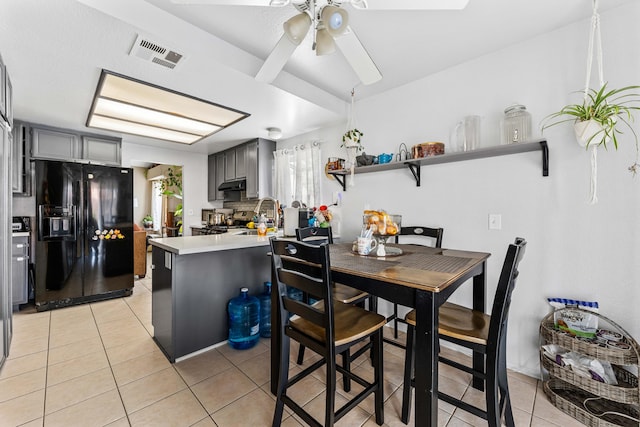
[
  {"x1": 344, "y1": 137, "x2": 360, "y2": 148},
  {"x1": 574, "y1": 120, "x2": 608, "y2": 148}
]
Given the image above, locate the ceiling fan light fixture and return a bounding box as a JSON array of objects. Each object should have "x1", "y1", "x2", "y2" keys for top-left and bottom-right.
[
  {"x1": 315, "y1": 28, "x2": 336, "y2": 55},
  {"x1": 283, "y1": 12, "x2": 312, "y2": 45},
  {"x1": 321, "y1": 6, "x2": 348, "y2": 37}
]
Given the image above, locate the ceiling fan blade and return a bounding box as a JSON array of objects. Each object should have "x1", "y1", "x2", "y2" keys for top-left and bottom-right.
[
  {"x1": 334, "y1": 27, "x2": 382, "y2": 85},
  {"x1": 347, "y1": 0, "x2": 469, "y2": 10},
  {"x1": 255, "y1": 33, "x2": 299, "y2": 83},
  {"x1": 169, "y1": 0, "x2": 287, "y2": 6}
]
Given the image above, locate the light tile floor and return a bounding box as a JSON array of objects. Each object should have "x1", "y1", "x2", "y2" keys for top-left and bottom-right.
[{"x1": 0, "y1": 258, "x2": 585, "y2": 427}]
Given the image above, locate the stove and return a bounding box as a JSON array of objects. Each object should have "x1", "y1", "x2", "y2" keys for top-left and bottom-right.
[{"x1": 201, "y1": 226, "x2": 229, "y2": 235}]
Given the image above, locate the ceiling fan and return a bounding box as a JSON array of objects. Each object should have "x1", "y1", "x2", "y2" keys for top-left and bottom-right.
[{"x1": 171, "y1": 0, "x2": 470, "y2": 86}]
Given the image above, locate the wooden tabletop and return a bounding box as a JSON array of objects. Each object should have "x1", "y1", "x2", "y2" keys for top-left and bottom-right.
[{"x1": 329, "y1": 243, "x2": 490, "y2": 293}]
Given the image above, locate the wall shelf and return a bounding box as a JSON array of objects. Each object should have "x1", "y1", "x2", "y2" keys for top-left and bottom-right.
[{"x1": 328, "y1": 139, "x2": 549, "y2": 191}]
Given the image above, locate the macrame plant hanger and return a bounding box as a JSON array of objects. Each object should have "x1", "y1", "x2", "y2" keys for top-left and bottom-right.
[
  {"x1": 345, "y1": 88, "x2": 358, "y2": 187},
  {"x1": 583, "y1": 0, "x2": 604, "y2": 204}
]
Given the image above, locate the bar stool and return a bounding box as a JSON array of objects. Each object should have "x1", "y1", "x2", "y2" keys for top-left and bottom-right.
[
  {"x1": 385, "y1": 226, "x2": 443, "y2": 347},
  {"x1": 295, "y1": 226, "x2": 374, "y2": 391},
  {"x1": 401, "y1": 237, "x2": 527, "y2": 427},
  {"x1": 270, "y1": 238, "x2": 385, "y2": 426}
]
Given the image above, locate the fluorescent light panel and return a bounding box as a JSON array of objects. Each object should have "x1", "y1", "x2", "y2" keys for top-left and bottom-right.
[{"x1": 87, "y1": 70, "x2": 250, "y2": 144}]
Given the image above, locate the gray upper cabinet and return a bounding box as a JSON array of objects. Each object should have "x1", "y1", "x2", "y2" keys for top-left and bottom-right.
[
  {"x1": 11, "y1": 121, "x2": 30, "y2": 196},
  {"x1": 0, "y1": 55, "x2": 6, "y2": 122},
  {"x1": 30, "y1": 123, "x2": 121, "y2": 165},
  {"x1": 207, "y1": 154, "x2": 216, "y2": 201},
  {"x1": 235, "y1": 144, "x2": 247, "y2": 179},
  {"x1": 224, "y1": 145, "x2": 247, "y2": 181},
  {"x1": 82, "y1": 135, "x2": 121, "y2": 165},
  {"x1": 245, "y1": 138, "x2": 275, "y2": 199},
  {"x1": 215, "y1": 154, "x2": 225, "y2": 200},
  {"x1": 31, "y1": 126, "x2": 80, "y2": 161},
  {"x1": 224, "y1": 149, "x2": 235, "y2": 181}
]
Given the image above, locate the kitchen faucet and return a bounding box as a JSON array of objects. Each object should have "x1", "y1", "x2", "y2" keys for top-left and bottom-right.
[{"x1": 254, "y1": 197, "x2": 280, "y2": 228}]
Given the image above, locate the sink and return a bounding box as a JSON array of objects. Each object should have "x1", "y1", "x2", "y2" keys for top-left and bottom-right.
[{"x1": 233, "y1": 229, "x2": 258, "y2": 236}]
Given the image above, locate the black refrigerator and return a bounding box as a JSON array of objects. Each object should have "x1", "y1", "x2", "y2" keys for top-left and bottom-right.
[{"x1": 34, "y1": 160, "x2": 133, "y2": 311}]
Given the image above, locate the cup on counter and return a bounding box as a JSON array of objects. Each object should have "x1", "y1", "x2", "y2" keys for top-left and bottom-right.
[{"x1": 357, "y1": 237, "x2": 377, "y2": 256}]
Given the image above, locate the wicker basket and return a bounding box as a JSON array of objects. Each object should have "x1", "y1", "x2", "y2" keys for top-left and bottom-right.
[
  {"x1": 541, "y1": 354, "x2": 639, "y2": 404},
  {"x1": 540, "y1": 315, "x2": 639, "y2": 366},
  {"x1": 544, "y1": 379, "x2": 640, "y2": 427}
]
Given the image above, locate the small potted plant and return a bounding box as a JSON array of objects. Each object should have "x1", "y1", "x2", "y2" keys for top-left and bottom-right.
[
  {"x1": 341, "y1": 129, "x2": 364, "y2": 152},
  {"x1": 542, "y1": 83, "x2": 640, "y2": 171},
  {"x1": 142, "y1": 215, "x2": 153, "y2": 229}
]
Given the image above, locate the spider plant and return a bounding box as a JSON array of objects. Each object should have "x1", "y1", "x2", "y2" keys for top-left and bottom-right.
[{"x1": 542, "y1": 83, "x2": 640, "y2": 150}]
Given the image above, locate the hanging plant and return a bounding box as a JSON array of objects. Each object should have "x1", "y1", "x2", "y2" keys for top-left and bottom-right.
[
  {"x1": 542, "y1": 83, "x2": 640, "y2": 154},
  {"x1": 341, "y1": 128, "x2": 364, "y2": 152}
]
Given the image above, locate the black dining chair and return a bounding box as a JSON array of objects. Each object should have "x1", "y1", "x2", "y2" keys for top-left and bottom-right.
[
  {"x1": 295, "y1": 226, "x2": 374, "y2": 390},
  {"x1": 270, "y1": 238, "x2": 385, "y2": 427},
  {"x1": 400, "y1": 237, "x2": 527, "y2": 427},
  {"x1": 385, "y1": 226, "x2": 444, "y2": 346}
]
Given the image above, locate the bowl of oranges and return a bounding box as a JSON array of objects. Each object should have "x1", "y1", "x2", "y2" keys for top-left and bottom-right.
[{"x1": 362, "y1": 210, "x2": 402, "y2": 256}]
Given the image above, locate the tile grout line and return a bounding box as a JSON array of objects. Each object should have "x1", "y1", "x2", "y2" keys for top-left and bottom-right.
[{"x1": 89, "y1": 302, "x2": 133, "y2": 427}]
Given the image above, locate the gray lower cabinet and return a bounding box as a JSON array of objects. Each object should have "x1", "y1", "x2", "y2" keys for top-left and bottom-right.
[
  {"x1": 151, "y1": 245, "x2": 270, "y2": 362},
  {"x1": 30, "y1": 124, "x2": 121, "y2": 165},
  {"x1": 11, "y1": 236, "x2": 29, "y2": 307}
]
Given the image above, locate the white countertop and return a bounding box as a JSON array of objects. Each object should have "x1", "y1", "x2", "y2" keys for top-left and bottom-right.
[{"x1": 149, "y1": 229, "x2": 283, "y2": 255}]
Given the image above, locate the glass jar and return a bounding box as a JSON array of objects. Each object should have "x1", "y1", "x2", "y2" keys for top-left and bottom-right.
[{"x1": 502, "y1": 104, "x2": 531, "y2": 144}]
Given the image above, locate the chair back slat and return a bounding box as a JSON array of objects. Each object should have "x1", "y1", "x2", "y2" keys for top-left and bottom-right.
[
  {"x1": 487, "y1": 237, "x2": 527, "y2": 349},
  {"x1": 394, "y1": 226, "x2": 444, "y2": 248},
  {"x1": 296, "y1": 226, "x2": 334, "y2": 245},
  {"x1": 271, "y1": 238, "x2": 335, "y2": 339}
]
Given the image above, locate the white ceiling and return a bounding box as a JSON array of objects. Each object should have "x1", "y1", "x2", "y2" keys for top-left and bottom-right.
[{"x1": 0, "y1": 0, "x2": 634, "y2": 154}]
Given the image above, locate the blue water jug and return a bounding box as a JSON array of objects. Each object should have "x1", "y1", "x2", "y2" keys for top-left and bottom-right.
[
  {"x1": 227, "y1": 287, "x2": 260, "y2": 350},
  {"x1": 258, "y1": 282, "x2": 272, "y2": 338}
]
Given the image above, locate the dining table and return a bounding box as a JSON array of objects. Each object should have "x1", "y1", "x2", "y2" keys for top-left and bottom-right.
[{"x1": 270, "y1": 241, "x2": 491, "y2": 426}]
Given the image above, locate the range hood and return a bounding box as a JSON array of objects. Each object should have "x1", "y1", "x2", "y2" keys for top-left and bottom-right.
[{"x1": 218, "y1": 179, "x2": 246, "y2": 191}]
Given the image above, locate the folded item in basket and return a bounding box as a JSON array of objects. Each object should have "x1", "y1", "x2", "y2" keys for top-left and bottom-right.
[
  {"x1": 542, "y1": 345, "x2": 618, "y2": 385},
  {"x1": 548, "y1": 298, "x2": 599, "y2": 338}
]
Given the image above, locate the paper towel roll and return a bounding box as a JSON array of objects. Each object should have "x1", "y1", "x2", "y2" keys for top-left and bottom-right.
[{"x1": 283, "y1": 207, "x2": 298, "y2": 237}]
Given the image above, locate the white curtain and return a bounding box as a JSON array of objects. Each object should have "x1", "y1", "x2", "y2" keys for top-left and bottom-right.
[
  {"x1": 151, "y1": 180, "x2": 163, "y2": 232},
  {"x1": 273, "y1": 141, "x2": 322, "y2": 208}
]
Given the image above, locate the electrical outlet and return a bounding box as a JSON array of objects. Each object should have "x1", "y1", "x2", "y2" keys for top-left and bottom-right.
[{"x1": 488, "y1": 214, "x2": 502, "y2": 230}]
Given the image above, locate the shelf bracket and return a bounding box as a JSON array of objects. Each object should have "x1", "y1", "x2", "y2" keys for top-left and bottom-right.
[
  {"x1": 406, "y1": 163, "x2": 421, "y2": 186},
  {"x1": 539, "y1": 140, "x2": 549, "y2": 176},
  {"x1": 329, "y1": 172, "x2": 347, "y2": 191}
]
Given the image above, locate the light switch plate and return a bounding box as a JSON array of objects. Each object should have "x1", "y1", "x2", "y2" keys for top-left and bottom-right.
[{"x1": 489, "y1": 214, "x2": 502, "y2": 230}]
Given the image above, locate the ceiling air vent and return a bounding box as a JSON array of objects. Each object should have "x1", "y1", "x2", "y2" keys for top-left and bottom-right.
[{"x1": 129, "y1": 35, "x2": 185, "y2": 70}]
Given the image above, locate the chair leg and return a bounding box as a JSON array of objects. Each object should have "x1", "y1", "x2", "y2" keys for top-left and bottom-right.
[
  {"x1": 373, "y1": 329, "x2": 384, "y2": 425},
  {"x1": 272, "y1": 336, "x2": 291, "y2": 427},
  {"x1": 498, "y1": 335, "x2": 514, "y2": 427},
  {"x1": 326, "y1": 350, "x2": 337, "y2": 427},
  {"x1": 400, "y1": 324, "x2": 415, "y2": 424},
  {"x1": 393, "y1": 303, "x2": 399, "y2": 338},
  {"x1": 341, "y1": 350, "x2": 351, "y2": 392},
  {"x1": 296, "y1": 345, "x2": 306, "y2": 365},
  {"x1": 485, "y1": 353, "x2": 501, "y2": 427}
]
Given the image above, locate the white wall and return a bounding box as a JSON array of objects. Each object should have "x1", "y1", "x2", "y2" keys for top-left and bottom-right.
[
  {"x1": 122, "y1": 144, "x2": 221, "y2": 235},
  {"x1": 281, "y1": 2, "x2": 640, "y2": 378}
]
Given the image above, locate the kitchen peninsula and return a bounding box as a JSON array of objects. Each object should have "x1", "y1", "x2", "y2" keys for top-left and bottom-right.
[{"x1": 149, "y1": 232, "x2": 276, "y2": 362}]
